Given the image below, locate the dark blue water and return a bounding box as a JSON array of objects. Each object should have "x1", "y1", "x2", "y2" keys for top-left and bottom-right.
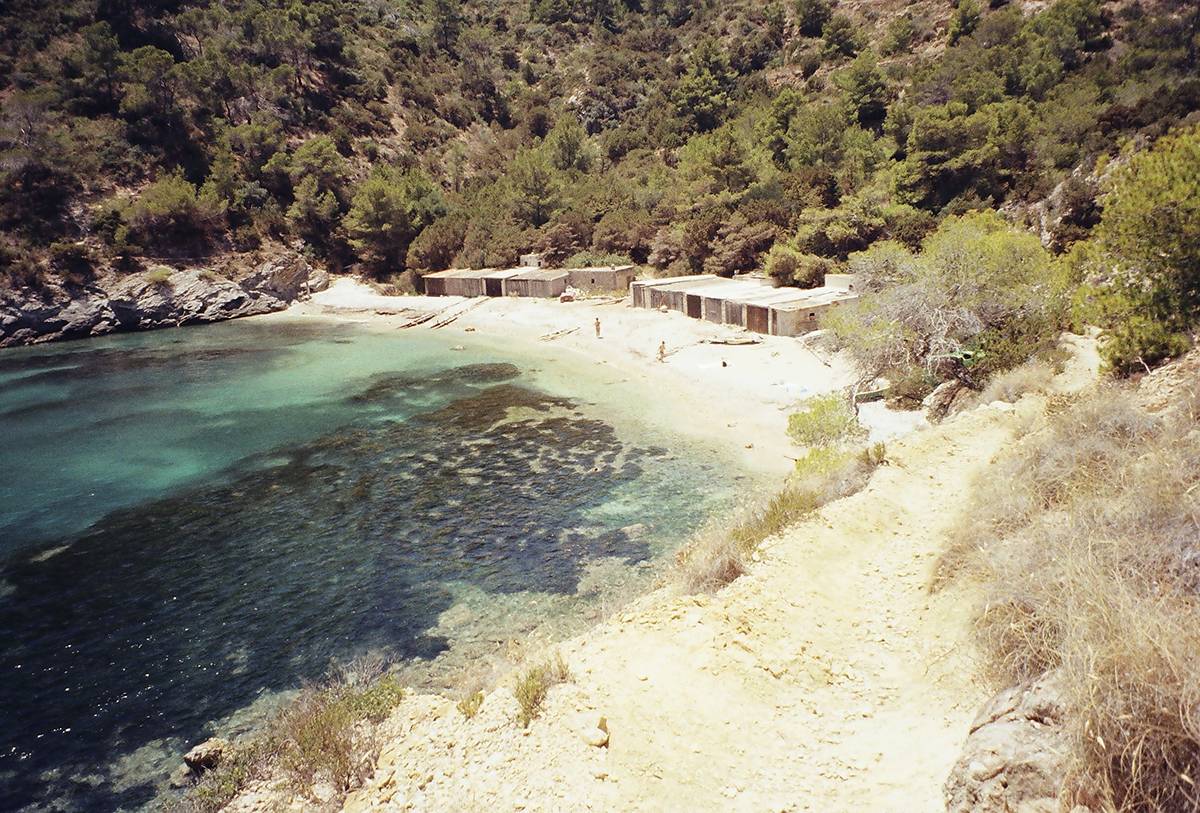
[{"x1": 0, "y1": 319, "x2": 741, "y2": 811}]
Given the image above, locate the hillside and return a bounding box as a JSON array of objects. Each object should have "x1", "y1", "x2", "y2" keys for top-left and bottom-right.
[{"x1": 2, "y1": 0, "x2": 1196, "y2": 295}]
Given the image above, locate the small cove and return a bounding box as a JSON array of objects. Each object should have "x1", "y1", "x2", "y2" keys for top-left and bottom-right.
[{"x1": 0, "y1": 317, "x2": 760, "y2": 811}]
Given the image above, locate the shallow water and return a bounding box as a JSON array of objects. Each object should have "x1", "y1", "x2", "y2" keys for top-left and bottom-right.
[{"x1": 0, "y1": 318, "x2": 751, "y2": 812}]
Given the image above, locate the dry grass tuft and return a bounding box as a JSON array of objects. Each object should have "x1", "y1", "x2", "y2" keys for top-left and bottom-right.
[
  {"x1": 513, "y1": 654, "x2": 571, "y2": 728},
  {"x1": 457, "y1": 690, "x2": 484, "y2": 719},
  {"x1": 977, "y1": 359, "x2": 1057, "y2": 405},
  {"x1": 940, "y1": 384, "x2": 1200, "y2": 810}
]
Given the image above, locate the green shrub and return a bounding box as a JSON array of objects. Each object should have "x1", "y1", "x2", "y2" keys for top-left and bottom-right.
[
  {"x1": 825, "y1": 212, "x2": 1066, "y2": 392},
  {"x1": 126, "y1": 174, "x2": 223, "y2": 248},
  {"x1": 787, "y1": 394, "x2": 865, "y2": 447},
  {"x1": 794, "y1": 0, "x2": 832, "y2": 37},
  {"x1": 1071, "y1": 124, "x2": 1200, "y2": 374},
  {"x1": 822, "y1": 14, "x2": 864, "y2": 59},
  {"x1": 144, "y1": 266, "x2": 173, "y2": 285},
  {"x1": 48, "y1": 241, "x2": 94, "y2": 275},
  {"x1": 564, "y1": 250, "x2": 633, "y2": 268},
  {"x1": 764, "y1": 243, "x2": 833, "y2": 287},
  {"x1": 1099, "y1": 315, "x2": 1191, "y2": 376}
]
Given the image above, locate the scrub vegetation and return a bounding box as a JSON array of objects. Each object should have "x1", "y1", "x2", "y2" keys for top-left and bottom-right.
[
  {"x1": 5, "y1": 0, "x2": 1200, "y2": 807},
  {"x1": 786, "y1": 392, "x2": 865, "y2": 446},
  {"x1": 178, "y1": 659, "x2": 405, "y2": 812},
  {"x1": 513, "y1": 654, "x2": 571, "y2": 728},
  {"x1": 936, "y1": 383, "x2": 1200, "y2": 810}
]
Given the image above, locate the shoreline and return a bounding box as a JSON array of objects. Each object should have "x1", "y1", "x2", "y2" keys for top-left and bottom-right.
[{"x1": 275, "y1": 278, "x2": 922, "y2": 478}]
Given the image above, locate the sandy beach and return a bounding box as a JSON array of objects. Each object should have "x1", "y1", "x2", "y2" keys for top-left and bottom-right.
[{"x1": 283, "y1": 279, "x2": 925, "y2": 477}]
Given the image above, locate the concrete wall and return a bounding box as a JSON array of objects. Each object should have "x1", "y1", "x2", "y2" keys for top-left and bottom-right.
[
  {"x1": 770, "y1": 298, "x2": 853, "y2": 336},
  {"x1": 567, "y1": 266, "x2": 637, "y2": 292},
  {"x1": 824, "y1": 274, "x2": 858, "y2": 291}
]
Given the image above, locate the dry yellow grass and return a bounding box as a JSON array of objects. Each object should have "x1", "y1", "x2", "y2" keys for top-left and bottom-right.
[
  {"x1": 976, "y1": 358, "x2": 1057, "y2": 405},
  {"x1": 674, "y1": 444, "x2": 883, "y2": 593},
  {"x1": 178, "y1": 658, "x2": 404, "y2": 812},
  {"x1": 513, "y1": 654, "x2": 571, "y2": 728},
  {"x1": 939, "y1": 384, "x2": 1200, "y2": 811}
]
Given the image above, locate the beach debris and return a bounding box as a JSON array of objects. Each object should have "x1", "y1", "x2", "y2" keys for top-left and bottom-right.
[
  {"x1": 451, "y1": 345, "x2": 465, "y2": 351},
  {"x1": 559, "y1": 289, "x2": 576, "y2": 302},
  {"x1": 464, "y1": 326, "x2": 476, "y2": 332},
  {"x1": 539, "y1": 327, "x2": 579, "y2": 342},
  {"x1": 703, "y1": 335, "x2": 762, "y2": 346},
  {"x1": 397, "y1": 310, "x2": 440, "y2": 329},
  {"x1": 429, "y1": 299, "x2": 485, "y2": 329},
  {"x1": 581, "y1": 723, "x2": 609, "y2": 748}
]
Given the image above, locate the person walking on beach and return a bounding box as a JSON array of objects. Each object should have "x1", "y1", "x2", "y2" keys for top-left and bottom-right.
[
  {"x1": 594, "y1": 317, "x2": 601, "y2": 339},
  {"x1": 657, "y1": 341, "x2": 667, "y2": 363}
]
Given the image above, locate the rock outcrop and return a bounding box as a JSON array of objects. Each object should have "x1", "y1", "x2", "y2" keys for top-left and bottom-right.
[
  {"x1": 945, "y1": 671, "x2": 1076, "y2": 813},
  {"x1": 170, "y1": 736, "x2": 232, "y2": 788},
  {"x1": 0, "y1": 255, "x2": 329, "y2": 348},
  {"x1": 922, "y1": 379, "x2": 970, "y2": 422}
]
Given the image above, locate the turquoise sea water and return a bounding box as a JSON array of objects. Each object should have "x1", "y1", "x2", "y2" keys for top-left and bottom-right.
[{"x1": 0, "y1": 317, "x2": 749, "y2": 811}]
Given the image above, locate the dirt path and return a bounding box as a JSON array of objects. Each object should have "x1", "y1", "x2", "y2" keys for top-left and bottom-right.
[{"x1": 333, "y1": 397, "x2": 1039, "y2": 813}]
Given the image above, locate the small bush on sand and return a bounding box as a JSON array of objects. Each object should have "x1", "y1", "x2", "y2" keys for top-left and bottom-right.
[
  {"x1": 177, "y1": 661, "x2": 404, "y2": 811},
  {"x1": 513, "y1": 654, "x2": 571, "y2": 728},
  {"x1": 787, "y1": 393, "x2": 865, "y2": 447},
  {"x1": 457, "y1": 690, "x2": 484, "y2": 719},
  {"x1": 976, "y1": 359, "x2": 1057, "y2": 405},
  {"x1": 937, "y1": 384, "x2": 1200, "y2": 810}
]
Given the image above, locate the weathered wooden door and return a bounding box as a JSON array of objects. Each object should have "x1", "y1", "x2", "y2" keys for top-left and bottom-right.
[{"x1": 747, "y1": 305, "x2": 769, "y2": 334}]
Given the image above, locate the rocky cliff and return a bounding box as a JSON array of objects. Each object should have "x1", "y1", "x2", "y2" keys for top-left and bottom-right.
[{"x1": 0, "y1": 255, "x2": 329, "y2": 348}]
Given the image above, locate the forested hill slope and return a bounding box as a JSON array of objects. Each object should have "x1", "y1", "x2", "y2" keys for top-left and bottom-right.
[{"x1": 1, "y1": 0, "x2": 1196, "y2": 299}]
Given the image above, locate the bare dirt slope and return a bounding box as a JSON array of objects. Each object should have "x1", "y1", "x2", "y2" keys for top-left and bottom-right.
[{"x1": 335, "y1": 394, "x2": 1049, "y2": 813}]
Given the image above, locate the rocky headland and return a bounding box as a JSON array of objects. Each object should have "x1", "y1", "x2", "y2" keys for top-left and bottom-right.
[{"x1": 0, "y1": 255, "x2": 329, "y2": 348}]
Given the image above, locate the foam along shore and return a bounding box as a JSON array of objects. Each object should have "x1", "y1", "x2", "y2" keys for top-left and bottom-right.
[{"x1": 282, "y1": 278, "x2": 926, "y2": 477}]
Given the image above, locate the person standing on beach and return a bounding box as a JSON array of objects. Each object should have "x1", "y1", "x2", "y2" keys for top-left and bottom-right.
[
  {"x1": 657, "y1": 341, "x2": 667, "y2": 362},
  {"x1": 594, "y1": 317, "x2": 601, "y2": 339}
]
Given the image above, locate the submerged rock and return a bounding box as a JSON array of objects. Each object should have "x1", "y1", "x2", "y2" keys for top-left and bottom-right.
[
  {"x1": 0, "y1": 254, "x2": 327, "y2": 348},
  {"x1": 945, "y1": 671, "x2": 1076, "y2": 813}
]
